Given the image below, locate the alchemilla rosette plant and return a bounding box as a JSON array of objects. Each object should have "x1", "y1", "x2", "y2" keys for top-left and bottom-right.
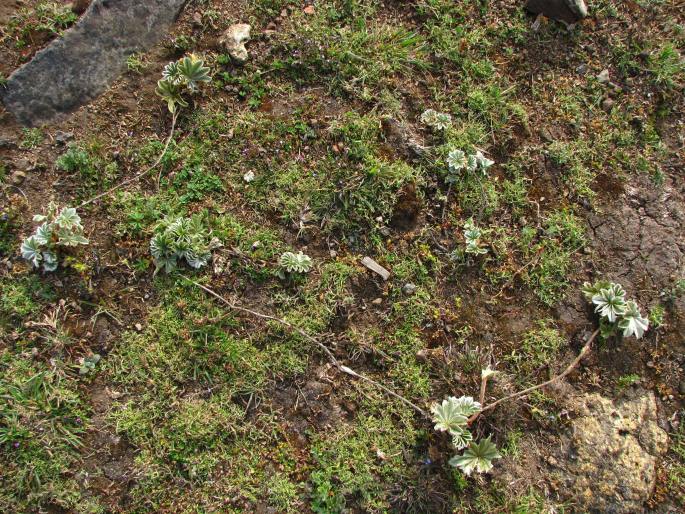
[
  {"x1": 156, "y1": 53, "x2": 211, "y2": 113},
  {"x1": 582, "y1": 280, "x2": 649, "y2": 339},
  {"x1": 20, "y1": 204, "x2": 89, "y2": 272},
  {"x1": 278, "y1": 251, "x2": 313, "y2": 278},
  {"x1": 446, "y1": 148, "x2": 494, "y2": 183},
  {"x1": 463, "y1": 219, "x2": 488, "y2": 255},
  {"x1": 420, "y1": 108, "x2": 452, "y2": 131},
  {"x1": 431, "y1": 396, "x2": 501, "y2": 475},
  {"x1": 150, "y1": 215, "x2": 217, "y2": 274}
]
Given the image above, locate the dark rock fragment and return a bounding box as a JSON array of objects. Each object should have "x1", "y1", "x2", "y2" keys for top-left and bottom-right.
[
  {"x1": 525, "y1": 0, "x2": 588, "y2": 25},
  {"x1": 72, "y1": 0, "x2": 91, "y2": 15},
  {"x1": 381, "y1": 117, "x2": 426, "y2": 159}
]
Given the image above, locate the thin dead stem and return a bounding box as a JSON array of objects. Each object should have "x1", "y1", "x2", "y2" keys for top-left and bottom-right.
[
  {"x1": 78, "y1": 110, "x2": 179, "y2": 209},
  {"x1": 185, "y1": 277, "x2": 428, "y2": 417},
  {"x1": 469, "y1": 328, "x2": 600, "y2": 424}
]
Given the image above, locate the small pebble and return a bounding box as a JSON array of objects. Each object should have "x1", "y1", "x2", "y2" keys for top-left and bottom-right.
[
  {"x1": 597, "y1": 69, "x2": 610, "y2": 84},
  {"x1": 402, "y1": 283, "x2": 417, "y2": 295},
  {"x1": 602, "y1": 97, "x2": 615, "y2": 112},
  {"x1": 54, "y1": 131, "x2": 74, "y2": 145},
  {"x1": 10, "y1": 170, "x2": 27, "y2": 185}
]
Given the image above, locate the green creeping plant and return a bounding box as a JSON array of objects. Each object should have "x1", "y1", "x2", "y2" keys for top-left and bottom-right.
[
  {"x1": 156, "y1": 54, "x2": 212, "y2": 113},
  {"x1": 431, "y1": 395, "x2": 501, "y2": 475},
  {"x1": 582, "y1": 280, "x2": 649, "y2": 339},
  {"x1": 420, "y1": 108, "x2": 452, "y2": 131},
  {"x1": 20, "y1": 204, "x2": 89, "y2": 272},
  {"x1": 149, "y1": 215, "x2": 218, "y2": 275},
  {"x1": 277, "y1": 251, "x2": 313, "y2": 279}
]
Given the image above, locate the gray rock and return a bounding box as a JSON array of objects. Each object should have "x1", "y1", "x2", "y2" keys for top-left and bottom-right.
[
  {"x1": 9, "y1": 170, "x2": 27, "y2": 185},
  {"x1": 221, "y1": 24, "x2": 251, "y2": 64},
  {"x1": 602, "y1": 97, "x2": 615, "y2": 112},
  {"x1": 13, "y1": 158, "x2": 32, "y2": 171},
  {"x1": 0, "y1": 0, "x2": 186, "y2": 126},
  {"x1": 560, "y1": 391, "x2": 668, "y2": 513},
  {"x1": 54, "y1": 131, "x2": 74, "y2": 145},
  {"x1": 381, "y1": 117, "x2": 426, "y2": 159},
  {"x1": 597, "y1": 68, "x2": 611, "y2": 84},
  {"x1": 402, "y1": 283, "x2": 417, "y2": 295},
  {"x1": 525, "y1": 0, "x2": 588, "y2": 25},
  {"x1": 72, "y1": 0, "x2": 91, "y2": 15}
]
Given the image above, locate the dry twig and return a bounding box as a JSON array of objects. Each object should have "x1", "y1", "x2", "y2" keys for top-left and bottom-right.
[
  {"x1": 469, "y1": 328, "x2": 600, "y2": 424},
  {"x1": 78, "y1": 110, "x2": 179, "y2": 209},
  {"x1": 185, "y1": 277, "x2": 429, "y2": 417}
]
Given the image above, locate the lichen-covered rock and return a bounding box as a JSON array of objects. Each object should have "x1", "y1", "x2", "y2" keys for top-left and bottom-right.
[
  {"x1": 221, "y1": 24, "x2": 251, "y2": 64},
  {"x1": 0, "y1": 0, "x2": 186, "y2": 126},
  {"x1": 562, "y1": 390, "x2": 668, "y2": 513}
]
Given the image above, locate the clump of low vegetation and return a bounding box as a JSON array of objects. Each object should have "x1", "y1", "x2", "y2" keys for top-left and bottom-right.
[
  {"x1": 20, "y1": 204, "x2": 89, "y2": 271},
  {"x1": 156, "y1": 53, "x2": 211, "y2": 113},
  {"x1": 582, "y1": 280, "x2": 649, "y2": 339},
  {"x1": 420, "y1": 108, "x2": 452, "y2": 131},
  {"x1": 431, "y1": 395, "x2": 501, "y2": 475},
  {"x1": 446, "y1": 149, "x2": 494, "y2": 180},
  {"x1": 278, "y1": 250, "x2": 313, "y2": 278},
  {"x1": 149, "y1": 215, "x2": 217, "y2": 274},
  {"x1": 1, "y1": 1, "x2": 682, "y2": 512},
  {"x1": 463, "y1": 218, "x2": 488, "y2": 256}
]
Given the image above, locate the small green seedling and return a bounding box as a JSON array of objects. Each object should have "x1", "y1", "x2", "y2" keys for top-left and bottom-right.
[
  {"x1": 156, "y1": 54, "x2": 212, "y2": 113},
  {"x1": 463, "y1": 219, "x2": 488, "y2": 255},
  {"x1": 79, "y1": 354, "x2": 101, "y2": 375},
  {"x1": 431, "y1": 395, "x2": 501, "y2": 475},
  {"x1": 446, "y1": 149, "x2": 494, "y2": 183},
  {"x1": 20, "y1": 204, "x2": 89, "y2": 272}
]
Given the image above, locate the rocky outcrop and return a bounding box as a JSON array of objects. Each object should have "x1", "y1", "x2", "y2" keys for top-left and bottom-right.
[
  {"x1": 0, "y1": 0, "x2": 187, "y2": 126},
  {"x1": 560, "y1": 390, "x2": 668, "y2": 513}
]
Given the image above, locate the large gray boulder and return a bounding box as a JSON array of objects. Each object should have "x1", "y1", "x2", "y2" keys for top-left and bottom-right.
[{"x1": 0, "y1": 0, "x2": 186, "y2": 126}]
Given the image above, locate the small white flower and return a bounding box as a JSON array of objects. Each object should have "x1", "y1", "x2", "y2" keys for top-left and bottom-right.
[
  {"x1": 481, "y1": 366, "x2": 498, "y2": 379},
  {"x1": 243, "y1": 171, "x2": 255, "y2": 183}
]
